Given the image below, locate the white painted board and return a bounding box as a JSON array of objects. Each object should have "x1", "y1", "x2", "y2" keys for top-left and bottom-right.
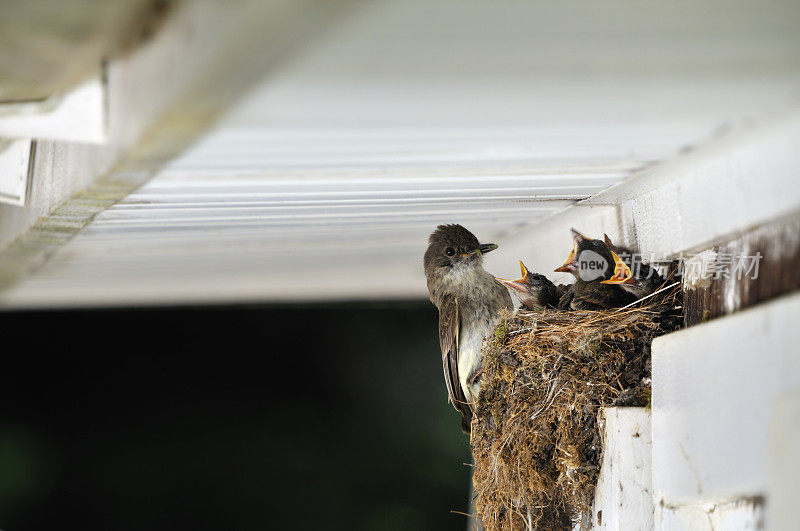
[
  {"x1": 589, "y1": 407, "x2": 654, "y2": 531},
  {"x1": 0, "y1": 139, "x2": 31, "y2": 206},
  {"x1": 652, "y1": 293, "x2": 800, "y2": 505}
]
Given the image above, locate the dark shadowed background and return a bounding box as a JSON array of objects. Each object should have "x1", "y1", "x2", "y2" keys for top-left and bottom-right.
[{"x1": 1, "y1": 303, "x2": 471, "y2": 530}]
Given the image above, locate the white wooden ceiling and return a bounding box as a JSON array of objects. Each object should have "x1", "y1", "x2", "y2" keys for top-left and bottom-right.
[{"x1": 3, "y1": 0, "x2": 799, "y2": 307}]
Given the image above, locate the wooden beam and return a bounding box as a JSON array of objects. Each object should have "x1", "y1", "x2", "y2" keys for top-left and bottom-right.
[
  {"x1": 0, "y1": 0, "x2": 355, "y2": 293},
  {"x1": 0, "y1": 0, "x2": 172, "y2": 102}
]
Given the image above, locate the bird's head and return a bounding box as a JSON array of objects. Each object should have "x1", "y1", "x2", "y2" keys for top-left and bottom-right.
[
  {"x1": 423, "y1": 224, "x2": 498, "y2": 279},
  {"x1": 554, "y1": 228, "x2": 585, "y2": 277},
  {"x1": 554, "y1": 228, "x2": 628, "y2": 282}
]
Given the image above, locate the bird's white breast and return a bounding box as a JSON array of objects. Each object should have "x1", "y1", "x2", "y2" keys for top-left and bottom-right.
[
  {"x1": 458, "y1": 315, "x2": 495, "y2": 403},
  {"x1": 445, "y1": 260, "x2": 504, "y2": 404}
]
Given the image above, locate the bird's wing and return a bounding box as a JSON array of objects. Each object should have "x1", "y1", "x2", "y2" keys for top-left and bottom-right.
[
  {"x1": 554, "y1": 283, "x2": 570, "y2": 302},
  {"x1": 557, "y1": 284, "x2": 575, "y2": 310},
  {"x1": 438, "y1": 295, "x2": 473, "y2": 432}
]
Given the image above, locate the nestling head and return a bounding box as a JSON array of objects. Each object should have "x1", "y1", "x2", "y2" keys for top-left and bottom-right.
[
  {"x1": 496, "y1": 260, "x2": 556, "y2": 310},
  {"x1": 555, "y1": 228, "x2": 628, "y2": 282}
]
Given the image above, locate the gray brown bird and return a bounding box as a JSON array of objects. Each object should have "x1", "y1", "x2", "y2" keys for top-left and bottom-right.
[
  {"x1": 495, "y1": 261, "x2": 561, "y2": 311},
  {"x1": 424, "y1": 224, "x2": 513, "y2": 433},
  {"x1": 554, "y1": 229, "x2": 637, "y2": 310}
]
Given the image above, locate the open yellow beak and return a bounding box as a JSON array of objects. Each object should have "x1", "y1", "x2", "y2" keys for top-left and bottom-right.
[
  {"x1": 601, "y1": 250, "x2": 634, "y2": 284},
  {"x1": 495, "y1": 260, "x2": 530, "y2": 291},
  {"x1": 554, "y1": 244, "x2": 577, "y2": 273},
  {"x1": 516, "y1": 260, "x2": 529, "y2": 282}
]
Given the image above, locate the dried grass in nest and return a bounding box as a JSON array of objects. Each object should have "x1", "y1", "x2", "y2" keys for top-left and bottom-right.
[{"x1": 471, "y1": 285, "x2": 682, "y2": 530}]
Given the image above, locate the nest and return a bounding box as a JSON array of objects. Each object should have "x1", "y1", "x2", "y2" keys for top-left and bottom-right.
[{"x1": 471, "y1": 285, "x2": 682, "y2": 530}]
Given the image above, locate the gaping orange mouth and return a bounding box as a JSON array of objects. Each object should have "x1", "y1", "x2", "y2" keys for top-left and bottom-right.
[{"x1": 601, "y1": 250, "x2": 634, "y2": 284}]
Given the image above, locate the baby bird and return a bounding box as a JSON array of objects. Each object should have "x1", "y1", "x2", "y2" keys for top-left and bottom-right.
[
  {"x1": 553, "y1": 229, "x2": 637, "y2": 310},
  {"x1": 495, "y1": 261, "x2": 562, "y2": 311}
]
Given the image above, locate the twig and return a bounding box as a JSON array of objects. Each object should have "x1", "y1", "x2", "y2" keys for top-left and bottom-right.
[
  {"x1": 450, "y1": 510, "x2": 481, "y2": 521},
  {"x1": 615, "y1": 282, "x2": 680, "y2": 311}
]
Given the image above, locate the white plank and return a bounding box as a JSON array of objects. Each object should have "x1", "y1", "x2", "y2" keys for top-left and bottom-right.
[
  {"x1": 0, "y1": 139, "x2": 31, "y2": 206},
  {"x1": 589, "y1": 408, "x2": 654, "y2": 531},
  {"x1": 651, "y1": 293, "x2": 800, "y2": 506},
  {"x1": 768, "y1": 387, "x2": 800, "y2": 530},
  {"x1": 0, "y1": 75, "x2": 105, "y2": 143},
  {"x1": 587, "y1": 111, "x2": 800, "y2": 258}
]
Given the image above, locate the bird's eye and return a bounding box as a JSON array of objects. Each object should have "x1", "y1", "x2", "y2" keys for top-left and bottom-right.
[{"x1": 445, "y1": 247, "x2": 455, "y2": 257}]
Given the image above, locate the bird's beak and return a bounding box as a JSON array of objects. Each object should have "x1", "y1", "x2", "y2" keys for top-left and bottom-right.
[
  {"x1": 554, "y1": 229, "x2": 586, "y2": 273},
  {"x1": 463, "y1": 243, "x2": 498, "y2": 258},
  {"x1": 495, "y1": 260, "x2": 529, "y2": 292},
  {"x1": 570, "y1": 228, "x2": 588, "y2": 243},
  {"x1": 601, "y1": 250, "x2": 636, "y2": 284},
  {"x1": 554, "y1": 244, "x2": 577, "y2": 273}
]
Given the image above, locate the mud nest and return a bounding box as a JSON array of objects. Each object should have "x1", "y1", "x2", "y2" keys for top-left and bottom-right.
[{"x1": 471, "y1": 284, "x2": 682, "y2": 530}]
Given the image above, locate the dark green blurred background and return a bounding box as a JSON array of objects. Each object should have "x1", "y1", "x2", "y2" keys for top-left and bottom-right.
[{"x1": 1, "y1": 303, "x2": 471, "y2": 530}]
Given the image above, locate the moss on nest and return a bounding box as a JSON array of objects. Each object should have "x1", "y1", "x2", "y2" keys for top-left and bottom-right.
[{"x1": 471, "y1": 285, "x2": 682, "y2": 530}]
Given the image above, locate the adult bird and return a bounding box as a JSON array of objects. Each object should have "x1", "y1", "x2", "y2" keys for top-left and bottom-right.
[
  {"x1": 424, "y1": 224, "x2": 513, "y2": 433},
  {"x1": 553, "y1": 229, "x2": 637, "y2": 310},
  {"x1": 495, "y1": 260, "x2": 563, "y2": 311}
]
